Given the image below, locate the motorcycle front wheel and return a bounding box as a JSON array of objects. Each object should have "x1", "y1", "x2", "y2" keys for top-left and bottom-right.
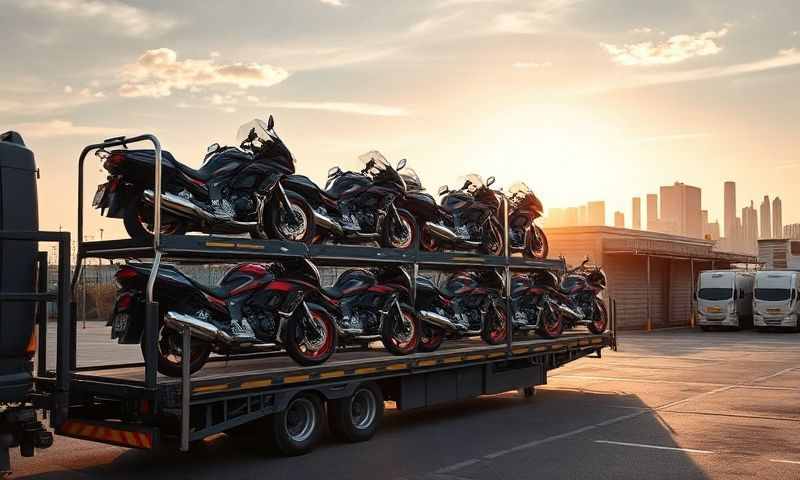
[
  {"x1": 141, "y1": 324, "x2": 211, "y2": 377},
  {"x1": 381, "y1": 304, "x2": 420, "y2": 355},
  {"x1": 481, "y1": 303, "x2": 508, "y2": 345},
  {"x1": 587, "y1": 299, "x2": 609, "y2": 334},
  {"x1": 268, "y1": 191, "x2": 316, "y2": 243},
  {"x1": 536, "y1": 305, "x2": 563, "y2": 339},
  {"x1": 380, "y1": 208, "x2": 418, "y2": 250},
  {"x1": 124, "y1": 195, "x2": 187, "y2": 240},
  {"x1": 526, "y1": 225, "x2": 549, "y2": 259},
  {"x1": 481, "y1": 220, "x2": 505, "y2": 256},
  {"x1": 285, "y1": 304, "x2": 337, "y2": 366},
  {"x1": 418, "y1": 322, "x2": 445, "y2": 352}
]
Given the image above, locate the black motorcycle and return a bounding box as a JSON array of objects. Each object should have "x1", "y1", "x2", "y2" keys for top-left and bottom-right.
[
  {"x1": 545, "y1": 258, "x2": 608, "y2": 334},
  {"x1": 506, "y1": 182, "x2": 549, "y2": 259},
  {"x1": 108, "y1": 258, "x2": 337, "y2": 376},
  {"x1": 510, "y1": 270, "x2": 563, "y2": 338},
  {"x1": 312, "y1": 266, "x2": 420, "y2": 355},
  {"x1": 279, "y1": 151, "x2": 419, "y2": 249},
  {"x1": 93, "y1": 115, "x2": 314, "y2": 242},
  {"x1": 415, "y1": 270, "x2": 508, "y2": 352},
  {"x1": 404, "y1": 174, "x2": 504, "y2": 256}
]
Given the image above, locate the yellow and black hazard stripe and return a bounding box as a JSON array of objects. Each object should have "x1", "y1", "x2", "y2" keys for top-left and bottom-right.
[{"x1": 59, "y1": 420, "x2": 155, "y2": 449}]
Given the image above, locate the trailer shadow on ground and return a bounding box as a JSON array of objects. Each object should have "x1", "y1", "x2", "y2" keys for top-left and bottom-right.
[{"x1": 13, "y1": 389, "x2": 710, "y2": 480}]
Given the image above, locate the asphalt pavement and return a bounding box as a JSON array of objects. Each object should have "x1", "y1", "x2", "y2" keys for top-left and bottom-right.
[{"x1": 13, "y1": 326, "x2": 800, "y2": 479}]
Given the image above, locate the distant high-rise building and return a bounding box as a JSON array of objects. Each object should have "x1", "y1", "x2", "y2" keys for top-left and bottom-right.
[
  {"x1": 773, "y1": 197, "x2": 783, "y2": 238},
  {"x1": 587, "y1": 201, "x2": 605, "y2": 226},
  {"x1": 546, "y1": 207, "x2": 564, "y2": 227},
  {"x1": 701, "y1": 210, "x2": 720, "y2": 240},
  {"x1": 742, "y1": 201, "x2": 758, "y2": 252},
  {"x1": 632, "y1": 197, "x2": 641, "y2": 230},
  {"x1": 614, "y1": 211, "x2": 624, "y2": 228},
  {"x1": 577, "y1": 205, "x2": 587, "y2": 226},
  {"x1": 785, "y1": 223, "x2": 800, "y2": 240},
  {"x1": 646, "y1": 194, "x2": 658, "y2": 231},
  {"x1": 760, "y1": 195, "x2": 771, "y2": 239},
  {"x1": 660, "y1": 182, "x2": 702, "y2": 238},
  {"x1": 564, "y1": 207, "x2": 578, "y2": 227},
  {"x1": 724, "y1": 181, "x2": 736, "y2": 241}
]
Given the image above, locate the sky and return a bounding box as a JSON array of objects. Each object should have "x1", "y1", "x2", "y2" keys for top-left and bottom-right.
[{"x1": 1, "y1": 0, "x2": 799, "y2": 240}]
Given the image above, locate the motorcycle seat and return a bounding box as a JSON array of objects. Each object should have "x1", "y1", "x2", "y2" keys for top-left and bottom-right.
[
  {"x1": 174, "y1": 160, "x2": 216, "y2": 182},
  {"x1": 190, "y1": 278, "x2": 234, "y2": 299},
  {"x1": 320, "y1": 285, "x2": 344, "y2": 299}
]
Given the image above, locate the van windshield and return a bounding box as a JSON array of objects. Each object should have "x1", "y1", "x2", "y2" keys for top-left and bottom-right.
[
  {"x1": 698, "y1": 288, "x2": 733, "y2": 301},
  {"x1": 754, "y1": 288, "x2": 790, "y2": 301}
]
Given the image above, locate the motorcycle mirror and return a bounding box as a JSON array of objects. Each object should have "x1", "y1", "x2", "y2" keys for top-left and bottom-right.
[
  {"x1": 438, "y1": 185, "x2": 449, "y2": 195},
  {"x1": 397, "y1": 158, "x2": 407, "y2": 171},
  {"x1": 267, "y1": 115, "x2": 275, "y2": 130},
  {"x1": 486, "y1": 176, "x2": 496, "y2": 186},
  {"x1": 327, "y1": 166, "x2": 341, "y2": 177},
  {"x1": 206, "y1": 142, "x2": 220, "y2": 154}
]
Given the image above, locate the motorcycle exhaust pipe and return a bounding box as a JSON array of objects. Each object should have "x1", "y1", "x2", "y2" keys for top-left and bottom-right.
[
  {"x1": 423, "y1": 222, "x2": 482, "y2": 247},
  {"x1": 419, "y1": 310, "x2": 460, "y2": 332},
  {"x1": 144, "y1": 190, "x2": 259, "y2": 233},
  {"x1": 554, "y1": 304, "x2": 584, "y2": 320},
  {"x1": 313, "y1": 210, "x2": 344, "y2": 236},
  {"x1": 163, "y1": 311, "x2": 235, "y2": 344}
]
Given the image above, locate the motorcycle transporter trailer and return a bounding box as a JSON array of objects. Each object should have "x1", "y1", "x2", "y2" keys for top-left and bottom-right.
[{"x1": 29, "y1": 134, "x2": 617, "y2": 459}]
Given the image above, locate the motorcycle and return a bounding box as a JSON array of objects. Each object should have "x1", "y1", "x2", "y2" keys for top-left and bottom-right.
[
  {"x1": 279, "y1": 151, "x2": 419, "y2": 249},
  {"x1": 415, "y1": 270, "x2": 508, "y2": 352},
  {"x1": 93, "y1": 115, "x2": 314, "y2": 242},
  {"x1": 108, "y1": 258, "x2": 337, "y2": 376},
  {"x1": 545, "y1": 258, "x2": 609, "y2": 334},
  {"x1": 403, "y1": 174, "x2": 505, "y2": 256},
  {"x1": 510, "y1": 270, "x2": 564, "y2": 339},
  {"x1": 312, "y1": 266, "x2": 420, "y2": 355},
  {"x1": 506, "y1": 182, "x2": 549, "y2": 259}
]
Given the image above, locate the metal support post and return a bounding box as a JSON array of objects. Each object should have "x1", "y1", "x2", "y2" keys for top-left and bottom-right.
[
  {"x1": 36, "y1": 252, "x2": 48, "y2": 377},
  {"x1": 145, "y1": 251, "x2": 162, "y2": 390},
  {"x1": 503, "y1": 196, "x2": 513, "y2": 357},
  {"x1": 646, "y1": 255, "x2": 652, "y2": 332},
  {"x1": 180, "y1": 327, "x2": 191, "y2": 452},
  {"x1": 54, "y1": 233, "x2": 72, "y2": 428}
]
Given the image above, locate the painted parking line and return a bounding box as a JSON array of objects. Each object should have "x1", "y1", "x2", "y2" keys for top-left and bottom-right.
[
  {"x1": 770, "y1": 459, "x2": 800, "y2": 465},
  {"x1": 594, "y1": 440, "x2": 715, "y2": 454}
]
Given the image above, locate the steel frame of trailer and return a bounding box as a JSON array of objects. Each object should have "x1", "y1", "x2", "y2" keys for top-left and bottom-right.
[{"x1": 41, "y1": 133, "x2": 616, "y2": 453}]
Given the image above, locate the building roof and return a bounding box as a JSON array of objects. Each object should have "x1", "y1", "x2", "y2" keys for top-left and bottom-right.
[{"x1": 546, "y1": 226, "x2": 757, "y2": 263}]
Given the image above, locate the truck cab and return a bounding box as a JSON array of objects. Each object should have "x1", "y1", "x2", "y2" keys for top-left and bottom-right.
[
  {"x1": 753, "y1": 271, "x2": 800, "y2": 330},
  {"x1": 695, "y1": 270, "x2": 754, "y2": 330}
]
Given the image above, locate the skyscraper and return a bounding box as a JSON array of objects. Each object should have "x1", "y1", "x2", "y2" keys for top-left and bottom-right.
[
  {"x1": 760, "y1": 195, "x2": 771, "y2": 239},
  {"x1": 646, "y1": 194, "x2": 658, "y2": 231},
  {"x1": 587, "y1": 201, "x2": 605, "y2": 226},
  {"x1": 773, "y1": 197, "x2": 783, "y2": 239},
  {"x1": 742, "y1": 201, "x2": 758, "y2": 252},
  {"x1": 660, "y1": 182, "x2": 703, "y2": 238},
  {"x1": 632, "y1": 197, "x2": 641, "y2": 230},
  {"x1": 614, "y1": 211, "x2": 624, "y2": 228},
  {"x1": 724, "y1": 181, "x2": 736, "y2": 241}
]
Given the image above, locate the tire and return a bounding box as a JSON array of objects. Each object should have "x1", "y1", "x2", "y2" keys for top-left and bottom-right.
[
  {"x1": 418, "y1": 322, "x2": 446, "y2": 352},
  {"x1": 481, "y1": 219, "x2": 505, "y2": 256},
  {"x1": 381, "y1": 304, "x2": 419, "y2": 355},
  {"x1": 328, "y1": 382, "x2": 384, "y2": 443},
  {"x1": 381, "y1": 208, "x2": 418, "y2": 250},
  {"x1": 123, "y1": 194, "x2": 187, "y2": 240},
  {"x1": 140, "y1": 324, "x2": 211, "y2": 377},
  {"x1": 284, "y1": 304, "x2": 337, "y2": 366},
  {"x1": 587, "y1": 299, "x2": 609, "y2": 334},
  {"x1": 526, "y1": 225, "x2": 549, "y2": 259},
  {"x1": 268, "y1": 191, "x2": 316, "y2": 243},
  {"x1": 269, "y1": 393, "x2": 323, "y2": 456},
  {"x1": 481, "y1": 302, "x2": 508, "y2": 345},
  {"x1": 537, "y1": 304, "x2": 563, "y2": 339}
]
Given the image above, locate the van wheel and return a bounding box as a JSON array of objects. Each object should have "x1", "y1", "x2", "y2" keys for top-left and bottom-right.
[
  {"x1": 328, "y1": 382, "x2": 384, "y2": 443},
  {"x1": 269, "y1": 393, "x2": 323, "y2": 456}
]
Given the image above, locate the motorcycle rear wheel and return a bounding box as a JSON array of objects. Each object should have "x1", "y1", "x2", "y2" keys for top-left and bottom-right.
[
  {"x1": 124, "y1": 195, "x2": 187, "y2": 240},
  {"x1": 381, "y1": 304, "x2": 420, "y2": 355},
  {"x1": 140, "y1": 324, "x2": 211, "y2": 377}
]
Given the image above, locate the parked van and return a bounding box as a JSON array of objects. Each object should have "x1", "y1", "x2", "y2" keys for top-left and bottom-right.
[
  {"x1": 695, "y1": 270, "x2": 754, "y2": 330},
  {"x1": 753, "y1": 271, "x2": 800, "y2": 331}
]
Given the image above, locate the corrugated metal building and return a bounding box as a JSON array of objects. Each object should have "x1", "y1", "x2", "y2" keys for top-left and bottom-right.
[
  {"x1": 758, "y1": 239, "x2": 800, "y2": 269},
  {"x1": 546, "y1": 226, "x2": 755, "y2": 330}
]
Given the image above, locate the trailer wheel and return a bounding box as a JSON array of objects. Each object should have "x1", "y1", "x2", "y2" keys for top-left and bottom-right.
[
  {"x1": 269, "y1": 393, "x2": 323, "y2": 456},
  {"x1": 328, "y1": 382, "x2": 384, "y2": 443}
]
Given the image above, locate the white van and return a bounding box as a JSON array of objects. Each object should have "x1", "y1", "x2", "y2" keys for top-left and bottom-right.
[
  {"x1": 695, "y1": 270, "x2": 754, "y2": 330},
  {"x1": 753, "y1": 271, "x2": 800, "y2": 331}
]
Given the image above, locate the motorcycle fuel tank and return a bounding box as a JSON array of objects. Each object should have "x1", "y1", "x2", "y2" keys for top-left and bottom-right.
[
  {"x1": 561, "y1": 274, "x2": 587, "y2": 293},
  {"x1": 332, "y1": 269, "x2": 377, "y2": 295}
]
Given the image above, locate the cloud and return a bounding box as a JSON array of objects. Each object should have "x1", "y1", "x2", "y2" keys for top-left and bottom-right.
[
  {"x1": 631, "y1": 27, "x2": 652, "y2": 34},
  {"x1": 489, "y1": 1, "x2": 577, "y2": 34},
  {"x1": 119, "y1": 48, "x2": 289, "y2": 98},
  {"x1": 9, "y1": 119, "x2": 128, "y2": 139},
  {"x1": 319, "y1": 0, "x2": 344, "y2": 6},
  {"x1": 409, "y1": 12, "x2": 464, "y2": 35},
  {"x1": 625, "y1": 133, "x2": 710, "y2": 145},
  {"x1": 512, "y1": 61, "x2": 552, "y2": 68},
  {"x1": 22, "y1": 0, "x2": 175, "y2": 37},
  {"x1": 602, "y1": 27, "x2": 729, "y2": 66},
  {"x1": 258, "y1": 101, "x2": 408, "y2": 117}
]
